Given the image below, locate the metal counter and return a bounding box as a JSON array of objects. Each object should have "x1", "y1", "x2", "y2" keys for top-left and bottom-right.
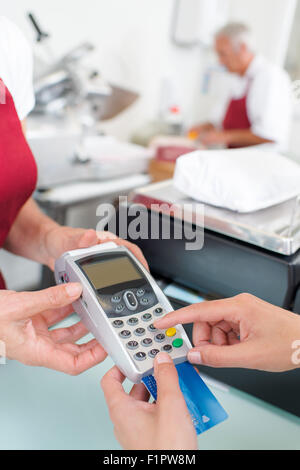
[{"x1": 130, "y1": 180, "x2": 300, "y2": 256}]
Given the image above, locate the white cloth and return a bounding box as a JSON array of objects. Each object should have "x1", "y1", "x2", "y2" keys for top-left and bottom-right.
[
  {"x1": 0, "y1": 16, "x2": 35, "y2": 120},
  {"x1": 210, "y1": 55, "x2": 292, "y2": 153},
  {"x1": 174, "y1": 149, "x2": 300, "y2": 213}
]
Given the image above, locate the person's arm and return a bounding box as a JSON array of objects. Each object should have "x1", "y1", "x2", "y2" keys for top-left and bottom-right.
[
  {"x1": 6, "y1": 118, "x2": 149, "y2": 270},
  {"x1": 155, "y1": 294, "x2": 300, "y2": 373},
  {"x1": 225, "y1": 129, "x2": 273, "y2": 147},
  {"x1": 4, "y1": 199, "x2": 149, "y2": 271},
  {"x1": 4, "y1": 197, "x2": 60, "y2": 267},
  {"x1": 200, "y1": 128, "x2": 273, "y2": 147},
  {"x1": 101, "y1": 352, "x2": 197, "y2": 450},
  {"x1": 4, "y1": 120, "x2": 95, "y2": 266},
  {"x1": 188, "y1": 122, "x2": 216, "y2": 139}
]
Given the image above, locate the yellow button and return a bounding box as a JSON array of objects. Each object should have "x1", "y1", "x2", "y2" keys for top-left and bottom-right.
[{"x1": 166, "y1": 328, "x2": 177, "y2": 337}]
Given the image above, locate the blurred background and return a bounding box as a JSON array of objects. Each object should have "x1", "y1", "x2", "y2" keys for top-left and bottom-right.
[{"x1": 1, "y1": 0, "x2": 300, "y2": 290}]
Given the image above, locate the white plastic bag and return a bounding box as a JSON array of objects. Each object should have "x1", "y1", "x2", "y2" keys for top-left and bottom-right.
[{"x1": 173, "y1": 149, "x2": 300, "y2": 213}]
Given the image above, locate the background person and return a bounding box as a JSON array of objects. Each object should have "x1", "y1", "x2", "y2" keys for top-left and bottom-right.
[{"x1": 189, "y1": 23, "x2": 292, "y2": 151}]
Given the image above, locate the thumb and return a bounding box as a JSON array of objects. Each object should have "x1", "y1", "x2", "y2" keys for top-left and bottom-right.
[
  {"x1": 11, "y1": 283, "x2": 82, "y2": 320},
  {"x1": 188, "y1": 342, "x2": 255, "y2": 369},
  {"x1": 77, "y1": 229, "x2": 99, "y2": 249},
  {"x1": 154, "y1": 353, "x2": 185, "y2": 408},
  {"x1": 47, "y1": 230, "x2": 98, "y2": 271}
]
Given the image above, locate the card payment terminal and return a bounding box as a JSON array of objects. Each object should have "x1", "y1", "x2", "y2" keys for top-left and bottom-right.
[{"x1": 55, "y1": 242, "x2": 191, "y2": 383}]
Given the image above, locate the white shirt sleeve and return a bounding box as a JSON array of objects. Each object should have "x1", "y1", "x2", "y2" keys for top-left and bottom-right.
[
  {"x1": 209, "y1": 96, "x2": 229, "y2": 129},
  {"x1": 0, "y1": 17, "x2": 35, "y2": 121},
  {"x1": 207, "y1": 57, "x2": 292, "y2": 152},
  {"x1": 208, "y1": 72, "x2": 234, "y2": 129},
  {"x1": 247, "y1": 64, "x2": 292, "y2": 152}
]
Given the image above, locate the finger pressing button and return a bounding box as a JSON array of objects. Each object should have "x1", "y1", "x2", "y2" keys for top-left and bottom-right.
[{"x1": 148, "y1": 324, "x2": 157, "y2": 332}]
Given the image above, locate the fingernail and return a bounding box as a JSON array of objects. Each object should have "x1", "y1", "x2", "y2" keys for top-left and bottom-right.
[
  {"x1": 155, "y1": 352, "x2": 172, "y2": 365},
  {"x1": 188, "y1": 351, "x2": 202, "y2": 364},
  {"x1": 65, "y1": 283, "x2": 82, "y2": 297}
]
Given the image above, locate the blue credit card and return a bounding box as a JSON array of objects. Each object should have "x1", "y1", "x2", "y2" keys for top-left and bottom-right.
[{"x1": 142, "y1": 362, "x2": 228, "y2": 435}]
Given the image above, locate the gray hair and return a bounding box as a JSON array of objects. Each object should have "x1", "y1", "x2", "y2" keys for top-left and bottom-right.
[{"x1": 215, "y1": 23, "x2": 255, "y2": 52}]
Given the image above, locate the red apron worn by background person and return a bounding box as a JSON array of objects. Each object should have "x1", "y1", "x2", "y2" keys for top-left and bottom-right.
[
  {"x1": 222, "y1": 81, "x2": 252, "y2": 149},
  {"x1": 0, "y1": 79, "x2": 37, "y2": 289}
]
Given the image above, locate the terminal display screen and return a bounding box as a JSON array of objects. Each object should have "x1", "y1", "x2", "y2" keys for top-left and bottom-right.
[{"x1": 80, "y1": 256, "x2": 142, "y2": 291}]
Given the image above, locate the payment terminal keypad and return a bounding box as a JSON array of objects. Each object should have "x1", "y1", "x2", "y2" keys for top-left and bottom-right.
[
  {"x1": 112, "y1": 303, "x2": 189, "y2": 375},
  {"x1": 97, "y1": 285, "x2": 158, "y2": 319}
]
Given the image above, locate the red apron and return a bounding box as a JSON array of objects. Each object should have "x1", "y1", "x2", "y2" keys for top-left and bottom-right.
[
  {"x1": 222, "y1": 85, "x2": 251, "y2": 149},
  {"x1": 0, "y1": 79, "x2": 37, "y2": 289}
]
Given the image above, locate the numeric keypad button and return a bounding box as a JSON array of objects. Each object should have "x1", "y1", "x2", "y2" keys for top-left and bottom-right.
[
  {"x1": 154, "y1": 308, "x2": 163, "y2": 316},
  {"x1": 127, "y1": 341, "x2": 139, "y2": 350},
  {"x1": 134, "y1": 352, "x2": 146, "y2": 361},
  {"x1": 134, "y1": 328, "x2": 146, "y2": 337},
  {"x1": 155, "y1": 333, "x2": 165, "y2": 343},
  {"x1": 142, "y1": 313, "x2": 152, "y2": 322},
  {"x1": 141, "y1": 338, "x2": 153, "y2": 347},
  {"x1": 119, "y1": 330, "x2": 131, "y2": 339},
  {"x1": 148, "y1": 324, "x2": 157, "y2": 333},
  {"x1": 148, "y1": 349, "x2": 160, "y2": 359}
]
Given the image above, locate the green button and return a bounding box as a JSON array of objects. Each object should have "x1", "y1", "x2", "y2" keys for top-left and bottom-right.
[{"x1": 172, "y1": 338, "x2": 183, "y2": 348}]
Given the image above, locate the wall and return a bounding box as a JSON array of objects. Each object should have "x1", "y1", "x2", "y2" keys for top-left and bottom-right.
[
  {"x1": 286, "y1": 0, "x2": 300, "y2": 79},
  {"x1": 1, "y1": 0, "x2": 207, "y2": 139},
  {"x1": 229, "y1": 0, "x2": 297, "y2": 66}
]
